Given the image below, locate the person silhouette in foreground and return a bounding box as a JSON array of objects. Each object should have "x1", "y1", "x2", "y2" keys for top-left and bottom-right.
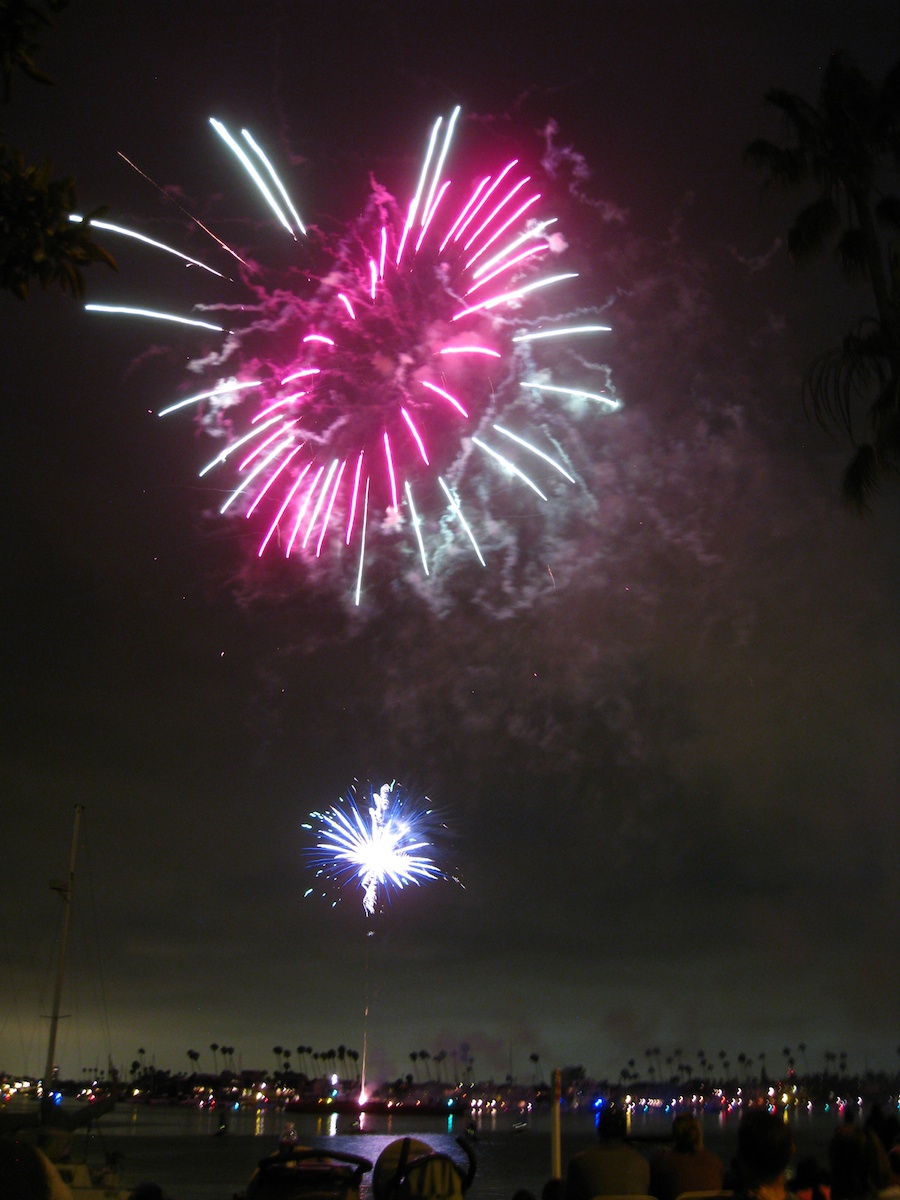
[
  {"x1": 651, "y1": 1113, "x2": 725, "y2": 1200},
  {"x1": 0, "y1": 1137, "x2": 74, "y2": 1200},
  {"x1": 828, "y1": 1123, "x2": 895, "y2": 1200},
  {"x1": 565, "y1": 1104, "x2": 651, "y2": 1200},
  {"x1": 730, "y1": 1108, "x2": 794, "y2": 1200}
]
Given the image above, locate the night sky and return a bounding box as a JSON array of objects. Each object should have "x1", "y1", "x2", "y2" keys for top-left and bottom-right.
[{"x1": 2, "y1": 1, "x2": 898, "y2": 1087}]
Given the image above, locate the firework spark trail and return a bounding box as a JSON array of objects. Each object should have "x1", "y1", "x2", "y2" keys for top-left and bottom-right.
[
  {"x1": 116, "y1": 150, "x2": 250, "y2": 268},
  {"x1": 90, "y1": 108, "x2": 620, "y2": 602},
  {"x1": 493, "y1": 424, "x2": 576, "y2": 483},
  {"x1": 304, "y1": 783, "x2": 446, "y2": 916},
  {"x1": 70, "y1": 215, "x2": 225, "y2": 278},
  {"x1": 86, "y1": 304, "x2": 225, "y2": 332},
  {"x1": 438, "y1": 476, "x2": 485, "y2": 566},
  {"x1": 210, "y1": 118, "x2": 298, "y2": 239}
]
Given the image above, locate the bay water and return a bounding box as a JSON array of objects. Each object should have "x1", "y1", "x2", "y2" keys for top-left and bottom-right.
[{"x1": 73, "y1": 1103, "x2": 842, "y2": 1200}]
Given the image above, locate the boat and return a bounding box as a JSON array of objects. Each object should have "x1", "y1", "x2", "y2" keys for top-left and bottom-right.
[
  {"x1": 52, "y1": 1156, "x2": 132, "y2": 1200},
  {"x1": 0, "y1": 807, "x2": 132, "y2": 1199},
  {"x1": 235, "y1": 1145, "x2": 374, "y2": 1200}
]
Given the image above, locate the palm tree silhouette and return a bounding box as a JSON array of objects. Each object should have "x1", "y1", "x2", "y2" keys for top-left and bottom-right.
[{"x1": 745, "y1": 53, "x2": 900, "y2": 508}]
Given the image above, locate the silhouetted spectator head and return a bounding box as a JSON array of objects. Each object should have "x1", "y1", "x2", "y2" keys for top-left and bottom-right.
[
  {"x1": 829, "y1": 1125, "x2": 890, "y2": 1200},
  {"x1": 793, "y1": 1155, "x2": 831, "y2": 1200},
  {"x1": 736, "y1": 1108, "x2": 793, "y2": 1188},
  {"x1": 672, "y1": 1114, "x2": 703, "y2": 1154},
  {"x1": 596, "y1": 1105, "x2": 628, "y2": 1142},
  {"x1": 0, "y1": 1137, "x2": 72, "y2": 1200},
  {"x1": 888, "y1": 1144, "x2": 900, "y2": 1187},
  {"x1": 130, "y1": 1185, "x2": 176, "y2": 1200}
]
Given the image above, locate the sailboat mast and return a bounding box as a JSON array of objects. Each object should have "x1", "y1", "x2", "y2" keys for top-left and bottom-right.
[{"x1": 43, "y1": 804, "x2": 84, "y2": 1092}]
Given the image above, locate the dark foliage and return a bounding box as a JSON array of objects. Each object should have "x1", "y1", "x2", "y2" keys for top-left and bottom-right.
[
  {"x1": 746, "y1": 53, "x2": 900, "y2": 509},
  {"x1": 0, "y1": 0, "x2": 115, "y2": 299}
]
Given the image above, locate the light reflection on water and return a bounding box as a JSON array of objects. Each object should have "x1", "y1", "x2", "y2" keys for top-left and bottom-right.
[{"x1": 49, "y1": 1103, "x2": 846, "y2": 1200}]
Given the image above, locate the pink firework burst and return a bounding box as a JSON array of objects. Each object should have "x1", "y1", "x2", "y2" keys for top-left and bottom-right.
[{"x1": 87, "y1": 109, "x2": 618, "y2": 603}]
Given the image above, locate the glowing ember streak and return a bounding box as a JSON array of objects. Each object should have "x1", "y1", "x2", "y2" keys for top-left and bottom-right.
[
  {"x1": 286, "y1": 465, "x2": 324, "y2": 555},
  {"x1": 316, "y1": 460, "x2": 347, "y2": 556},
  {"x1": 465, "y1": 193, "x2": 541, "y2": 269},
  {"x1": 117, "y1": 150, "x2": 249, "y2": 267},
  {"x1": 240, "y1": 128, "x2": 306, "y2": 235},
  {"x1": 238, "y1": 421, "x2": 294, "y2": 471},
  {"x1": 259, "y1": 461, "x2": 312, "y2": 556},
  {"x1": 221, "y1": 433, "x2": 295, "y2": 513},
  {"x1": 396, "y1": 114, "x2": 442, "y2": 266},
  {"x1": 354, "y1": 477, "x2": 370, "y2": 606},
  {"x1": 302, "y1": 460, "x2": 338, "y2": 548},
  {"x1": 463, "y1": 176, "x2": 530, "y2": 252},
  {"x1": 253, "y1": 393, "x2": 305, "y2": 421},
  {"x1": 415, "y1": 180, "x2": 450, "y2": 253},
  {"x1": 439, "y1": 175, "x2": 490, "y2": 252},
  {"x1": 303, "y1": 333, "x2": 335, "y2": 346},
  {"x1": 70, "y1": 215, "x2": 224, "y2": 278},
  {"x1": 401, "y1": 407, "x2": 430, "y2": 464},
  {"x1": 465, "y1": 243, "x2": 548, "y2": 294},
  {"x1": 383, "y1": 432, "x2": 398, "y2": 511},
  {"x1": 158, "y1": 380, "x2": 262, "y2": 418},
  {"x1": 438, "y1": 476, "x2": 485, "y2": 566},
  {"x1": 471, "y1": 218, "x2": 557, "y2": 279},
  {"x1": 493, "y1": 423, "x2": 575, "y2": 483},
  {"x1": 379, "y1": 226, "x2": 387, "y2": 278},
  {"x1": 522, "y1": 380, "x2": 620, "y2": 409},
  {"x1": 453, "y1": 160, "x2": 518, "y2": 243},
  {"x1": 346, "y1": 452, "x2": 365, "y2": 544},
  {"x1": 210, "y1": 118, "x2": 296, "y2": 239},
  {"x1": 421, "y1": 104, "x2": 460, "y2": 228},
  {"x1": 471, "y1": 435, "x2": 548, "y2": 501},
  {"x1": 513, "y1": 325, "x2": 611, "y2": 341},
  {"x1": 419, "y1": 379, "x2": 468, "y2": 418},
  {"x1": 305, "y1": 782, "x2": 445, "y2": 915},
  {"x1": 247, "y1": 444, "x2": 304, "y2": 516},
  {"x1": 86, "y1": 304, "x2": 224, "y2": 332},
  {"x1": 199, "y1": 414, "x2": 283, "y2": 477},
  {"x1": 281, "y1": 367, "x2": 320, "y2": 383},
  {"x1": 369, "y1": 258, "x2": 378, "y2": 299},
  {"x1": 337, "y1": 293, "x2": 356, "y2": 320},
  {"x1": 452, "y1": 273, "x2": 578, "y2": 321},
  {"x1": 404, "y1": 482, "x2": 429, "y2": 576},
  {"x1": 438, "y1": 346, "x2": 502, "y2": 358}
]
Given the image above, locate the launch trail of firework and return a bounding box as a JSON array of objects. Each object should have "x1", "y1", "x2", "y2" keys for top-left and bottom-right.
[{"x1": 302, "y1": 780, "x2": 458, "y2": 1103}]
